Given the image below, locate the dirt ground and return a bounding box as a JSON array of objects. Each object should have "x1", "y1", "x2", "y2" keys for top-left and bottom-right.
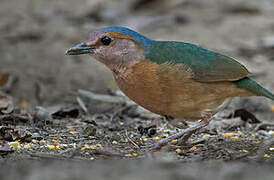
[{"x1": 1, "y1": 0, "x2": 274, "y2": 179}]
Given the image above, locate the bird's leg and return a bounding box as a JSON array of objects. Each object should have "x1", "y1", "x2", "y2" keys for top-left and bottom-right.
[
  {"x1": 176, "y1": 120, "x2": 210, "y2": 146},
  {"x1": 146, "y1": 118, "x2": 211, "y2": 151}
]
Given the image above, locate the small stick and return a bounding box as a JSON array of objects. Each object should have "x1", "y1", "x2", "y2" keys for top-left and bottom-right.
[
  {"x1": 78, "y1": 89, "x2": 127, "y2": 104},
  {"x1": 76, "y1": 96, "x2": 88, "y2": 114},
  {"x1": 254, "y1": 123, "x2": 274, "y2": 131},
  {"x1": 125, "y1": 129, "x2": 140, "y2": 149}
]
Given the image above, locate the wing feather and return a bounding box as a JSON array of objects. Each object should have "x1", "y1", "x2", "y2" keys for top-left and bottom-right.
[{"x1": 146, "y1": 41, "x2": 249, "y2": 82}]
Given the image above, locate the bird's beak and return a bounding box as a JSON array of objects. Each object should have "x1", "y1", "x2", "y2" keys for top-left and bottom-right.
[{"x1": 65, "y1": 42, "x2": 94, "y2": 55}]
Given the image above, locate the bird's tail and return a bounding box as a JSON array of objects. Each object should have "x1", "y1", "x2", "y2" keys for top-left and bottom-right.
[{"x1": 234, "y1": 77, "x2": 274, "y2": 101}]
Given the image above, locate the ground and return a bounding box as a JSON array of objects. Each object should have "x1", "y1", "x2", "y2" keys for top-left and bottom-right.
[{"x1": 0, "y1": 0, "x2": 274, "y2": 179}]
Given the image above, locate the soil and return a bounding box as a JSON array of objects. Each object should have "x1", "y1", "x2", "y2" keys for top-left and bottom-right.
[{"x1": 1, "y1": 0, "x2": 274, "y2": 179}]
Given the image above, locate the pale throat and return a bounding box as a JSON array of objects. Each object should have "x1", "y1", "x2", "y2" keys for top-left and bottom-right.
[
  {"x1": 92, "y1": 39, "x2": 145, "y2": 80},
  {"x1": 109, "y1": 57, "x2": 141, "y2": 81}
]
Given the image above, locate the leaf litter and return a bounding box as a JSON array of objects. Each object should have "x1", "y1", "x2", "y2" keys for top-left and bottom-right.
[{"x1": 0, "y1": 89, "x2": 273, "y2": 162}]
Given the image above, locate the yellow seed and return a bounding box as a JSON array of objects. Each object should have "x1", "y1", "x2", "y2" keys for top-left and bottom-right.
[
  {"x1": 152, "y1": 136, "x2": 160, "y2": 141},
  {"x1": 96, "y1": 144, "x2": 102, "y2": 148},
  {"x1": 9, "y1": 141, "x2": 20, "y2": 147},
  {"x1": 24, "y1": 144, "x2": 31, "y2": 149},
  {"x1": 175, "y1": 148, "x2": 182, "y2": 153},
  {"x1": 202, "y1": 134, "x2": 210, "y2": 138},
  {"x1": 189, "y1": 146, "x2": 197, "y2": 152},
  {"x1": 48, "y1": 145, "x2": 56, "y2": 150},
  {"x1": 237, "y1": 131, "x2": 243, "y2": 136},
  {"x1": 125, "y1": 153, "x2": 138, "y2": 157},
  {"x1": 52, "y1": 139, "x2": 57, "y2": 143},
  {"x1": 142, "y1": 138, "x2": 148, "y2": 142},
  {"x1": 257, "y1": 140, "x2": 261, "y2": 144},
  {"x1": 39, "y1": 140, "x2": 46, "y2": 144},
  {"x1": 161, "y1": 133, "x2": 169, "y2": 138},
  {"x1": 90, "y1": 145, "x2": 97, "y2": 149},
  {"x1": 271, "y1": 106, "x2": 274, "y2": 112},
  {"x1": 17, "y1": 145, "x2": 22, "y2": 149},
  {"x1": 224, "y1": 133, "x2": 234, "y2": 137},
  {"x1": 69, "y1": 130, "x2": 78, "y2": 135},
  {"x1": 231, "y1": 136, "x2": 239, "y2": 140},
  {"x1": 82, "y1": 144, "x2": 89, "y2": 151},
  {"x1": 171, "y1": 139, "x2": 178, "y2": 143},
  {"x1": 264, "y1": 154, "x2": 270, "y2": 158},
  {"x1": 131, "y1": 153, "x2": 138, "y2": 157},
  {"x1": 241, "y1": 149, "x2": 249, "y2": 153}
]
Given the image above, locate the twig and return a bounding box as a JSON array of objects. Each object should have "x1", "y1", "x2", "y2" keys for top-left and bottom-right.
[
  {"x1": 125, "y1": 129, "x2": 140, "y2": 149},
  {"x1": 78, "y1": 89, "x2": 128, "y2": 104},
  {"x1": 254, "y1": 123, "x2": 274, "y2": 131},
  {"x1": 110, "y1": 105, "x2": 134, "y2": 122},
  {"x1": 168, "y1": 138, "x2": 206, "y2": 149},
  {"x1": 76, "y1": 96, "x2": 88, "y2": 114},
  {"x1": 0, "y1": 114, "x2": 30, "y2": 124}
]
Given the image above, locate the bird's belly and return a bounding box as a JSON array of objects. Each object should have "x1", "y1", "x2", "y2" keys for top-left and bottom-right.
[
  {"x1": 117, "y1": 80, "x2": 232, "y2": 120},
  {"x1": 115, "y1": 76, "x2": 171, "y2": 116},
  {"x1": 113, "y1": 60, "x2": 244, "y2": 120}
]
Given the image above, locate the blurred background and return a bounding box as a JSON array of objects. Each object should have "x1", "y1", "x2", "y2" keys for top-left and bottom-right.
[
  {"x1": 1, "y1": 0, "x2": 274, "y2": 108},
  {"x1": 1, "y1": 1, "x2": 274, "y2": 179}
]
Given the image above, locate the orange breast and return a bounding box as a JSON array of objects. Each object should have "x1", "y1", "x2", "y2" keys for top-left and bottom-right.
[{"x1": 114, "y1": 60, "x2": 249, "y2": 120}]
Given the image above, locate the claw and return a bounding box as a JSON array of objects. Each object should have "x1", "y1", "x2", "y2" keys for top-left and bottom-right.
[{"x1": 141, "y1": 120, "x2": 210, "y2": 151}]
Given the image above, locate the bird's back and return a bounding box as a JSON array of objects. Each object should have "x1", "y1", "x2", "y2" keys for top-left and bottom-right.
[{"x1": 146, "y1": 41, "x2": 249, "y2": 82}]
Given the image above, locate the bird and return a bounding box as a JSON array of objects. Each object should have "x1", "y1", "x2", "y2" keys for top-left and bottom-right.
[{"x1": 66, "y1": 26, "x2": 274, "y2": 150}]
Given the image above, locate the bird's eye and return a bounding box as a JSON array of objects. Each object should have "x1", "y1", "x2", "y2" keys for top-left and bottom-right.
[{"x1": 101, "y1": 36, "x2": 112, "y2": 46}]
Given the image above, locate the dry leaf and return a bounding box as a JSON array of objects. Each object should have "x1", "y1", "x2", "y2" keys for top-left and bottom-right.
[{"x1": 0, "y1": 74, "x2": 9, "y2": 86}]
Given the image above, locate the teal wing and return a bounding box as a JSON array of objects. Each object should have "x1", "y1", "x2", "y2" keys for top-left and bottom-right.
[{"x1": 146, "y1": 41, "x2": 249, "y2": 82}]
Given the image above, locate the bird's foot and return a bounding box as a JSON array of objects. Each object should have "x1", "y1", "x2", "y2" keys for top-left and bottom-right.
[{"x1": 144, "y1": 120, "x2": 209, "y2": 151}]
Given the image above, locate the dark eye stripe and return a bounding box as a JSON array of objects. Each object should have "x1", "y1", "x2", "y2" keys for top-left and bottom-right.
[{"x1": 101, "y1": 36, "x2": 112, "y2": 46}]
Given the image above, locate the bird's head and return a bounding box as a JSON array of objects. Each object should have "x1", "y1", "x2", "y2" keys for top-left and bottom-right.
[{"x1": 66, "y1": 26, "x2": 153, "y2": 69}]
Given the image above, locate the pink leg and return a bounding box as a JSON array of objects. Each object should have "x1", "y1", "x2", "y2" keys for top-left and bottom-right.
[{"x1": 146, "y1": 119, "x2": 210, "y2": 151}]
